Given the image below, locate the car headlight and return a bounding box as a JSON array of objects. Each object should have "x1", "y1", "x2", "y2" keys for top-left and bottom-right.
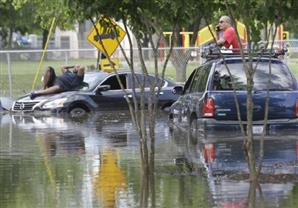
[{"x1": 42, "y1": 98, "x2": 67, "y2": 109}]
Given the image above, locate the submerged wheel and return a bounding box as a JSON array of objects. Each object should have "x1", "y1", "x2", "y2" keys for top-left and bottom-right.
[
  {"x1": 162, "y1": 104, "x2": 171, "y2": 112},
  {"x1": 69, "y1": 107, "x2": 88, "y2": 118}
]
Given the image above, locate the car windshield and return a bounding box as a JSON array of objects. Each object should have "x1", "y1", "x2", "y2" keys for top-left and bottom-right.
[
  {"x1": 213, "y1": 60, "x2": 296, "y2": 91},
  {"x1": 79, "y1": 72, "x2": 108, "y2": 91}
]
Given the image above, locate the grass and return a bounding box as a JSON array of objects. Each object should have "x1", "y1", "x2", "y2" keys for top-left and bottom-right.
[{"x1": 288, "y1": 63, "x2": 298, "y2": 78}]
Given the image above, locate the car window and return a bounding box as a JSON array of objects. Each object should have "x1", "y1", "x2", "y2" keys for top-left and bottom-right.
[
  {"x1": 188, "y1": 64, "x2": 211, "y2": 93},
  {"x1": 184, "y1": 68, "x2": 197, "y2": 94},
  {"x1": 129, "y1": 74, "x2": 164, "y2": 89},
  {"x1": 101, "y1": 74, "x2": 127, "y2": 90},
  {"x1": 213, "y1": 61, "x2": 296, "y2": 90},
  {"x1": 81, "y1": 74, "x2": 101, "y2": 91}
]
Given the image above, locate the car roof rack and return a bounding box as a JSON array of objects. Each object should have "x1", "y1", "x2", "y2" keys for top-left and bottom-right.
[{"x1": 201, "y1": 46, "x2": 287, "y2": 60}]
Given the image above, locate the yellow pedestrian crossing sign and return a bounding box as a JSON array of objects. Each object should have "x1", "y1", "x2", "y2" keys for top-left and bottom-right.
[{"x1": 87, "y1": 17, "x2": 126, "y2": 57}]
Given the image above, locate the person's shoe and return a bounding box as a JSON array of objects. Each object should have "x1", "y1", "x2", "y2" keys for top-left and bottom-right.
[{"x1": 30, "y1": 92, "x2": 38, "y2": 100}]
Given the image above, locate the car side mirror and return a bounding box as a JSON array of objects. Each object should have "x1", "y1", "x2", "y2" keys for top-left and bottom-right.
[
  {"x1": 95, "y1": 85, "x2": 111, "y2": 94},
  {"x1": 172, "y1": 86, "x2": 184, "y2": 95}
]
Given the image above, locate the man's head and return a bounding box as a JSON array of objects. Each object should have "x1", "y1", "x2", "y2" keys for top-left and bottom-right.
[
  {"x1": 43, "y1": 66, "x2": 56, "y2": 89},
  {"x1": 218, "y1": 16, "x2": 232, "y2": 31}
]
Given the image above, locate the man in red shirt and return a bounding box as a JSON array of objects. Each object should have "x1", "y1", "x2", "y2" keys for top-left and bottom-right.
[{"x1": 216, "y1": 16, "x2": 239, "y2": 49}]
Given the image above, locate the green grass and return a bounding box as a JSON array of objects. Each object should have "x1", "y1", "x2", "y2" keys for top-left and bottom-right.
[{"x1": 288, "y1": 63, "x2": 298, "y2": 78}]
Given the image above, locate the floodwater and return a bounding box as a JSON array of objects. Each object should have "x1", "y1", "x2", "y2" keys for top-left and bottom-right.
[{"x1": 0, "y1": 111, "x2": 298, "y2": 208}]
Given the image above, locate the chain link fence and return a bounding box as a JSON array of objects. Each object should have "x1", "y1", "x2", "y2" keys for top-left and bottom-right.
[{"x1": 1, "y1": 40, "x2": 298, "y2": 99}]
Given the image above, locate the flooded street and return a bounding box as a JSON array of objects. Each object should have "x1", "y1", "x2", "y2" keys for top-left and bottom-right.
[{"x1": 0, "y1": 111, "x2": 298, "y2": 208}]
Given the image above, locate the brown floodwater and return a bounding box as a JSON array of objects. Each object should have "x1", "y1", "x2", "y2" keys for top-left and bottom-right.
[{"x1": 0, "y1": 111, "x2": 298, "y2": 208}]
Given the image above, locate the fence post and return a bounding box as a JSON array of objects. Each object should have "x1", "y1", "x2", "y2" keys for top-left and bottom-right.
[
  {"x1": 64, "y1": 51, "x2": 69, "y2": 65},
  {"x1": 6, "y1": 52, "x2": 13, "y2": 98}
]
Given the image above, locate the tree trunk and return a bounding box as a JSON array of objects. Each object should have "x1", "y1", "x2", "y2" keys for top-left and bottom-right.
[
  {"x1": 140, "y1": 170, "x2": 149, "y2": 208},
  {"x1": 172, "y1": 15, "x2": 202, "y2": 83},
  {"x1": 8, "y1": 27, "x2": 13, "y2": 49},
  {"x1": 42, "y1": 29, "x2": 49, "y2": 49},
  {"x1": 245, "y1": 65, "x2": 257, "y2": 181},
  {"x1": 175, "y1": 63, "x2": 186, "y2": 82}
]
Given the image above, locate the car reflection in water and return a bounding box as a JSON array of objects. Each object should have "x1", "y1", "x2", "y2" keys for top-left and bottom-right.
[
  {"x1": 11, "y1": 114, "x2": 87, "y2": 157},
  {"x1": 42, "y1": 133, "x2": 86, "y2": 157},
  {"x1": 170, "y1": 128, "x2": 298, "y2": 208},
  {"x1": 9, "y1": 111, "x2": 146, "y2": 155},
  {"x1": 204, "y1": 139, "x2": 298, "y2": 207}
]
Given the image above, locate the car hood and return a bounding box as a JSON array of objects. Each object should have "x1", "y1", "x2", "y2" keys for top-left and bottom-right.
[
  {"x1": 12, "y1": 91, "x2": 91, "y2": 112},
  {"x1": 16, "y1": 91, "x2": 84, "y2": 102}
]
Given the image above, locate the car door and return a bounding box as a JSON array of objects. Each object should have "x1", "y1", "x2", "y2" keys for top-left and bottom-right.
[
  {"x1": 91, "y1": 73, "x2": 129, "y2": 110},
  {"x1": 179, "y1": 64, "x2": 212, "y2": 119},
  {"x1": 188, "y1": 64, "x2": 212, "y2": 116},
  {"x1": 170, "y1": 68, "x2": 198, "y2": 122},
  {"x1": 126, "y1": 73, "x2": 153, "y2": 107}
]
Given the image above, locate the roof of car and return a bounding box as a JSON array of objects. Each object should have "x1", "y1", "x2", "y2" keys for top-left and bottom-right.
[
  {"x1": 85, "y1": 70, "x2": 173, "y2": 81},
  {"x1": 85, "y1": 69, "x2": 157, "y2": 75},
  {"x1": 85, "y1": 70, "x2": 128, "y2": 75}
]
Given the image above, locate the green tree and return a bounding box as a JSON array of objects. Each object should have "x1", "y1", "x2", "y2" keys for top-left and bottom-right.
[
  {"x1": 167, "y1": 1, "x2": 220, "y2": 82},
  {"x1": 0, "y1": 0, "x2": 39, "y2": 48},
  {"x1": 27, "y1": 0, "x2": 78, "y2": 48},
  {"x1": 0, "y1": 0, "x2": 79, "y2": 49}
]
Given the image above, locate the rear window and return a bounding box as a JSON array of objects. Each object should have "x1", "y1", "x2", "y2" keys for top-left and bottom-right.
[{"x1": 213, "y1": 61, "x2": 296, "y2": 91}]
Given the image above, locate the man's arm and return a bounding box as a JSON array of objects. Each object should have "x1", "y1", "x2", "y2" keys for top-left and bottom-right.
[
  {"x1": 216, "y1": 26, "x2": 225, "y2": 46},
  {"x1": 217, "y1": 38, "x2": 225, "y2": 46},
  {"x1": 61, "y1": 65, "x2": 75, "y2": 74}
]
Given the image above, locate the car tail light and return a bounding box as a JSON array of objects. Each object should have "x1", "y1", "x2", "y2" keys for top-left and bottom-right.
[
  {"x1": 203, "y1": 97, "x2": 214, "y2": 117},
  {"x1": 296, "y1": 99, "x2": 298, "y2": 117}
]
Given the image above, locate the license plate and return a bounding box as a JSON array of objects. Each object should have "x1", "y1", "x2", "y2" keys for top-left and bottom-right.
[{"x1": 252, "y1": 125, "x2": 264, "y2": 134}]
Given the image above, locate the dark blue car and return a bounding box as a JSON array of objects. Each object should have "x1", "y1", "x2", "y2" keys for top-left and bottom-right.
[
  {"x1": 12, "y1": 70, "x2": 179, "y2": 117},
  {"x1": 169, "y1": 50, "x2": 298, "y2": 136}
]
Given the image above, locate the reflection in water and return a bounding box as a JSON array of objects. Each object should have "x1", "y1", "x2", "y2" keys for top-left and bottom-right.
[
  {"x1": 93, "y1": 149, "x2": 126, "y2": 208},
  {"x1": 42, "y1": 133, "x2": 58, "y2": 157},
  {"x1": 169, "y1": 125, "x2": 298, "y2": 207},
  {"x1": 192, "y1": 131, "x2": 298, "y2": 208},
  {"x1": 1, "y1": 112, "x2": 298, "y2": 207},
  {"x1": 36, "y1": 129, "x2": 86, "y2": 159},
  {"x1": 246, "y1": 181, "x2": 265, "y2": 208},
  {"x1": 36, "y1": 132, "x2": 86, "y2": 191}
]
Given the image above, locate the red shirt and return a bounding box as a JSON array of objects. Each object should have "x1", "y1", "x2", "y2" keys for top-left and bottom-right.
[{"x1": 223, "y1": 27, "x2": 239, "y2": 49}]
